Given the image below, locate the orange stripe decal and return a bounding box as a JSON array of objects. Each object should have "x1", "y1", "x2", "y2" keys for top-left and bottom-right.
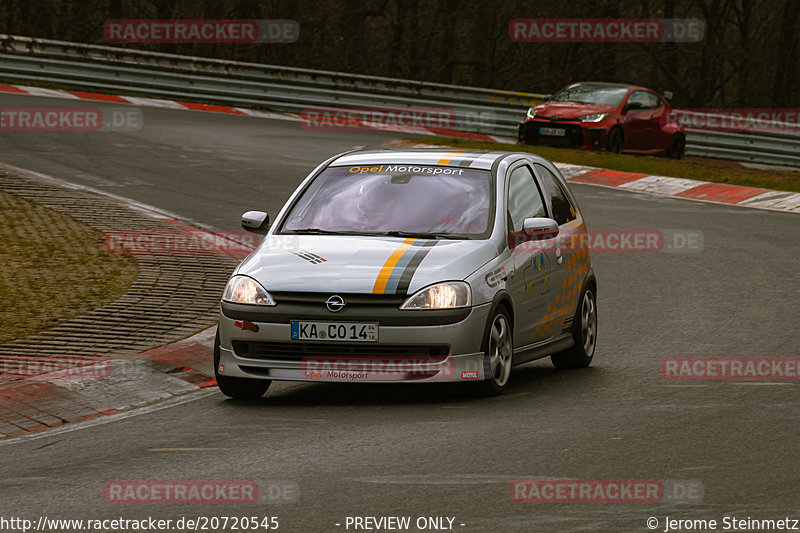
[
  {"x1": 437, "y1": 150, "x2": 469, "y2": 165},
  {"x1": 373, "y1": 238, "x2": 417, "y2": 294}
]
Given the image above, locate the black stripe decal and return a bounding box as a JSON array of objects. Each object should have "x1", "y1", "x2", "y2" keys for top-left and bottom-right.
[{"x1": 395, "y1": 240, "x2": 438, "y2": 295}]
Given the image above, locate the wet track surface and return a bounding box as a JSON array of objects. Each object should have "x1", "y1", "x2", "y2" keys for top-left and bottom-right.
[{"x1": 1, "y1": 94, "x2": 798, "y2": 532}]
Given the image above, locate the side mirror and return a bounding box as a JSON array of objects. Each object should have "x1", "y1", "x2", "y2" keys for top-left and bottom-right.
[
  {"x1": 663, "y1": 91, "x2": 673, "y2": 102},
  {"x1": 241, "y1": 211, "x2": 269, "y2": 234},
  {"x1": 522, "y1": 217, "x2": 559, "y2": 239}
]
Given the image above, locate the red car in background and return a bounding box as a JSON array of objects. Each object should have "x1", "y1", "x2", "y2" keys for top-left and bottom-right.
[{"x1": 518, "y1": 82, "x2": 686, "y2": 159}]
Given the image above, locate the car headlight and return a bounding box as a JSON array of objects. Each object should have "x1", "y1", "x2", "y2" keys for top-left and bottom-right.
[
  {"x1": 578, "y1": 113, "x2": 607, "y2": 122},
  {"x1": 222, "y1": 275, "x2": 275, "y2": 306},
  {"x1": 526, "y1": 108, "x2": 537, "y2": 119},
  {"x1": 400, "y1": 281, "x2": 471, "y2": 310}
]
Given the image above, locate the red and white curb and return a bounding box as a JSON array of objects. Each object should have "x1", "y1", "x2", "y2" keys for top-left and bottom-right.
[
  {"x1": 0, "y1": 83, "x2": 507, "y2": 142},
  {"x1": 554, "y1": 164, "x2": 800, "y2": 214},
  {"x1": 0, "y1": 326, "x2": 219, "y2": 440}
]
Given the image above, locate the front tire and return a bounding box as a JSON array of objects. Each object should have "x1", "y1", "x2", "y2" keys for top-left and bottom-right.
[
  {"x1": 214, "y1": 329, "x2": 271, "y2": 399},
  {"x1": 475, "y1": 306, "x2": 513, "y2": 396},
  {"x1": 551, "y1": 286, "x2": 597, "y2": 369},
  {"x1": 606, "y1": 127, "x2": 624, "y2": 153},
  {"x1": 666, "y1": 133, "x2": 685, "y2": 159}
]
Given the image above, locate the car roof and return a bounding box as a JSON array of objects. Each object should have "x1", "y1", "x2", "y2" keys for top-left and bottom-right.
[
  {"x1": 329, "y1": 149, "x2": 541, "y2": 170},
  {"x1": 565, "y1": 81, "x2": 657, "y2": 94}
]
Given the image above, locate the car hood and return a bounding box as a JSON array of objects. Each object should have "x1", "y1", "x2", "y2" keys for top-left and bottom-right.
[
  {"x1": 236, "y1": 234, "x2": 498, "y2": 295},
  {"x1": 533, "y1": 102, "x2": 616, "y2": 120}
]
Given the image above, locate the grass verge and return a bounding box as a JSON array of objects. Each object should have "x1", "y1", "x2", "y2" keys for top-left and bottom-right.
[
  {"x1": 0, "y1": 190, "x2": 139, "y2": 344},
  {"x1": 404, "y1": 136, "x2": 800, "y2": 193}
]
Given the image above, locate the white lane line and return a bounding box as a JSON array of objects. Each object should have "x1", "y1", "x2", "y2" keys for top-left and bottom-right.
[
  {"x1": 0, "y1": 162, "x2": 214, "y2": 229},
  {"x1": 0, "y1": 389, "x2": 217, "y2": 447},
  {"x1": 235, "y1": 107, "x2": 299, "y2": 121},
  {"x1": 15, "y1": 85, "x2": 80, "y2": 99},
  {"x1": 121, "y1": 96, "x2": 187, "y2": 109},
  {"x1": 182, "y1": 325, "x2": 218, "y2": 345},
  {"x1": 729, "y1": 382, "x2": 795, "y2": 386},
  {"x1": 739, "y1": 190, "x2": 800, "y2": 210},
  {"x1": 149, "y1": 447, "x2": 230, "y2": 452}
]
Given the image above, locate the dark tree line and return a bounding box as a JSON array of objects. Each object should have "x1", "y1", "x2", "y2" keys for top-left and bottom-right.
[{"x1": 1, "y1": 0, "x2": 797, "y2": 108}]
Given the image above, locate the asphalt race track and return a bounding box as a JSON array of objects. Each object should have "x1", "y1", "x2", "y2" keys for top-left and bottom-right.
[{"x1": 1, "y1": 94, "x2": 799, "y2": 532}]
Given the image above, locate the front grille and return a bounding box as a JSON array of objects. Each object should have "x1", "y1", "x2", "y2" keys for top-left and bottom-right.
[
  {"x1": 233, "y1": 341, "x2": 449, "y2": 362},
  {"x1": 272, "y1": 292, "x2": 405, "y2": 307},
  {"x1": 521, "y1": 121, "x2": 584, "y2": 147}
]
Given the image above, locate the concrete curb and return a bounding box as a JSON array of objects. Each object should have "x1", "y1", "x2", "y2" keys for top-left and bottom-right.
[{"x1": 0, "y1": 167, "x2": 244, "y2": 438}]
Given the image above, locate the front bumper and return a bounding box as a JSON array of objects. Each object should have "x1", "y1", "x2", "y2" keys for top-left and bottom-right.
[
  {"x1": 217, "y1": 303, "x2": 492, "y2": 383},
  {"x1": 518, "y1": 120, "x2": 607, "y2": 150}
]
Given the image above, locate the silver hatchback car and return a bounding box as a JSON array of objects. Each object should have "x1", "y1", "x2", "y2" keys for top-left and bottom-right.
[{"x1": 215, "y1": 149, "x2": 597, "y2": 397}]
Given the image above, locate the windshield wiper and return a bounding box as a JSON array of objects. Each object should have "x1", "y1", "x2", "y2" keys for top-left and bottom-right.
[
  {"x1": 380, "y1": 231, "x2": 460, "y2": 240},
  {"x1": 284, "y1": 228, "x2": 463, "y2": 239},
  {"x1": 283, "y1": 228, "x2": 355, "y2": 235}
]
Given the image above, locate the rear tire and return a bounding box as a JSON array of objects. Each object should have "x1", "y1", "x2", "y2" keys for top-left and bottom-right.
[
  {"x1": 666, "y1": 133, "x2": 685, "y2": 159},
  {"x1": 214, "y1": 329, "x2": 271, "y2": 399},
  {"x1": 606, "y1": 127, "x2": 624, "y2": 153},
  {"x1": 475, "y1": 306, "x2": 513, "y2": 396},
  {"x1": 551, "y1": 286, "x2": 597, "y2": 369}
]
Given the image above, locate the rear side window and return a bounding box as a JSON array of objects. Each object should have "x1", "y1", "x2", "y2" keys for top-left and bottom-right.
[
  {"x1": 534, "y1": 164, "x2": 576, "y2": 225},
  {"x1": 507, "y1": 166, "x2": 547, "y2": 232},
  {"x1": 628, "y1": 90, "x2": 662, "y2": 109}
]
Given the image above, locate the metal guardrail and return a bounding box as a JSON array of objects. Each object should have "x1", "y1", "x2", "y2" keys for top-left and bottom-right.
[
  {"x1": 1, "y1": 34, "x2": 798, "y2": 167},
  {"x1": 685, "y1": 127, "x2": 800, "y2": 168},
  {"x1": 0, "y1": 34, "x2": 544, "y2": 137}
]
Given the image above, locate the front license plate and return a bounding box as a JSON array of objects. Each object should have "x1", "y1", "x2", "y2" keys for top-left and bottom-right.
[
  {"x1": 291, "y1": 321, "x2": 378, "y2": 342},
  {"x1": 539, "y1": 127, "x2": 566, "y2": 137}
]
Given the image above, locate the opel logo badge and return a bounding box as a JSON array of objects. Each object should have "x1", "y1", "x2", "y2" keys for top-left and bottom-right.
[{"x1": 326, "y1": 295, "x2": 345, "y2": 312}]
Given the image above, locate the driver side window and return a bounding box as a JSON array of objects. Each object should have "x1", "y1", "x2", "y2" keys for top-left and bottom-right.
[
  {"x1": 507, "y1": 165, "x2": 547, "y2": 232},
  {"x1": 535, "y1": 164, "x2": 577, "y2": 225}
]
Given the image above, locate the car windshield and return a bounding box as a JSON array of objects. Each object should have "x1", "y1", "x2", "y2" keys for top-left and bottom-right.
[
  {"x1": 281, "y1": 164, "x2": 492, "y2": 238},
  {"x1": 551, "y1": 84, "x2": 629, "y2": 106}
]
